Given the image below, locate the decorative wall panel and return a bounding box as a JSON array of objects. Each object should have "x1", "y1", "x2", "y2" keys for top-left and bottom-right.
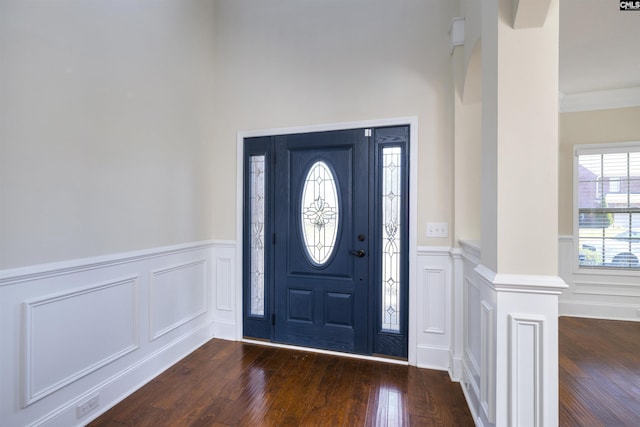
[
  {"x1": 216, "y1": 257, "x2": 233, "y2": 311},
  {"x1": 509, "y1": 315, "x2": 544, "y2": 427},
  {"x1": 23, "y1": 277, "x2": 139, "y2": 406},
  {"x1": 423, "y1": 268, "x2": 446, "y2": 334},
  {"x1": 1, "y1": 241, "x2": 217, "y2": 427},
  {"x1": 480, "y1": 300, "x2": 495, "y2": 423},
  {"x1": 149, "y1": 259, "x2": 207, "y2": 340}
]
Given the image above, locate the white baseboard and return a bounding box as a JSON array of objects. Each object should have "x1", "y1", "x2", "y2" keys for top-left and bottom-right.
[
  {"x1": 416, "y1": 345, "x2": 449, "y2": 371},
  {"x1": 559, "y1": 301, "x2": 640, "y2": 322},
  {"x1": 449, "y1": 354, "x2": 463, "y2": 382},
  {"x1": 212, "y1": 320, "x2": 237, "y2": 340}
]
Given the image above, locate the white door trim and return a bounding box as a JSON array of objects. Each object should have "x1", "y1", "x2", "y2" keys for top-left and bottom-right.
[{"x1": 235, "y1": 116, "x2": 419, "y2": 365}]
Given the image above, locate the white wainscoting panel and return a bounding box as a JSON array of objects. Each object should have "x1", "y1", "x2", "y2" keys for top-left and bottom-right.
[
  {"x1": 215, "y1": 257, "x2": 233, "y2": 311},
  {"x1": 449, "y1": 248, "x2": 464, "y2": 381},
  {"x1": 212, "y1": 242, "x2": 237, "y2": 340},
  {"x1": 422, "y1": 268, "x2": 446, "y2": 334},
  {"x1": 149, "y1": 260, "x2": 207, "y2": 340},
  {"x1": 460, "y1": 241, "x2": 483, "y2": 423},
  {"x1": 466, "y1": 277, "x2": 481, "y2": 373},
  {"x1": 480, "y1": 300, "x2": 495, "y2": 424},
  {"x1": 0, "y1": 241, "x2": 229, "y2": 427},
  {"x1": 460, "y1": 240, "x2": 565, "y2": 427},
  {"x1": 509, "y1": 315, "x2": 544, "y2": 427},
  {"x1": 415, "y1": 247, "x2": 452, "y2": 370},
  {"x1": 23, "y1": 276, "x2": 139, "y2": 406},
  {"x1": 559, "y1": 235, "x2": 640, "y2": 321}
]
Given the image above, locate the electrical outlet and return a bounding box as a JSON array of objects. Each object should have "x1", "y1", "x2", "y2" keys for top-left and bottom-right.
[
  {"x1": 77, "y1": 395, "x2": 100, "y2": 418},
  {"x1": 426, "y1": 222, "x2": 448, "y2": 238}
]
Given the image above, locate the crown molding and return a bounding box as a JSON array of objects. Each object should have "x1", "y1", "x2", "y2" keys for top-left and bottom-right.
[{"x1": 559, "y1": 87, "x2": 640, "y2": 113}]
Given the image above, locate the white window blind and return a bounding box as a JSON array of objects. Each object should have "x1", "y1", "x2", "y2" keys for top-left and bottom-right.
[{"x1": 576, "y1": 143, "x2": 640, "y2": 269}]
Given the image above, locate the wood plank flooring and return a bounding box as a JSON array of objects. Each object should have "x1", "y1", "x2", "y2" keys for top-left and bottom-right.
[
  {"x1": 88, "y1": 340, "x2": 474, "y2": 427},
  {"x1": 89, "y1": 316, "x2": 640, "y2": 426},
  {"x1": 559, "y1": 316, "x2": 640, "y2": 427}
]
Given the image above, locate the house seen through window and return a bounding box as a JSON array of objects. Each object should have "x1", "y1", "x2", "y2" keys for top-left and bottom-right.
[{"x1": 576, "y1": 143, "x2": 640, "y2": 269}]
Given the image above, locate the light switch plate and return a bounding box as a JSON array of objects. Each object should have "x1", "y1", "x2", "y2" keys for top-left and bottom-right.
[{"x1": 426, "y1": 222, "x2": 448, "y2": 238}]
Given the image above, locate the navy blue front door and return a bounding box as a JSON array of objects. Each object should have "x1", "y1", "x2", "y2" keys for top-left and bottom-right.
[
  {"x1": 273, "y1": 129, "x2": 369, "y2": 353},
  {"x1": 243, "y1": 126, "x2": 409, "y2": 358}
]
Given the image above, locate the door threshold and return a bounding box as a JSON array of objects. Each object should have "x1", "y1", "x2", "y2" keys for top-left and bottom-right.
[{"x1": 242, "y1": 338, "x2": 409, "y2": 366}]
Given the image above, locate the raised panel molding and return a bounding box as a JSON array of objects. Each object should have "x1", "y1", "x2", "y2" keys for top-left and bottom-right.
[
  {"x1": 423, "y1": 267, "x2": 446, "y2": 334},
  {"x1": 1, "y1": 241, "x2": 218, "y2": 427},
  {"x1": 215, "y1": 257, "x2": 233, "y2": 311},
  {"x1": 212, "y1": 243, "x2": 237, "y2": 340},
  {"x1": 460, "y1": 241, "x2": 484, "y2": 424},
  {"x1": 449, "y1": 247, "x2": 464, "y2": 381},
  {"x1": 480, "y1": 300, "x2": 495, "y2": 423},
  {"x1": 414, "y1": 246, "x2": 453, "y2": 371},
  {"x1": 149, "y1": 259, "x2": 208, "y2": 341},
  {"x1": 466, "y1": 278, "x2": 482, "y2": 369},
  {"x1": 509, "y1": 315, "x2": 544, "y2": 427},
  {"x1": 22, "y1": 276, "x2": 139, "y2": 406}
]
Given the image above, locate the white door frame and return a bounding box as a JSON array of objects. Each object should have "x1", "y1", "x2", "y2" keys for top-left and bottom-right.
[{"x1": 235, "y1": 116, "x2": 419, "y2": 365}]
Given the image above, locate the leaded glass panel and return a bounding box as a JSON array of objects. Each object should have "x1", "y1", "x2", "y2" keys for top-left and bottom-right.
[
  {"x1": 301, "y1": 161, "x2": 340, "y2": 265},
  {"x1": 382, "y1": 147, "x2": 401, "y2": 331},
  {"x1": 250, "y1": 155, "x2": 265, "y2": 316}
]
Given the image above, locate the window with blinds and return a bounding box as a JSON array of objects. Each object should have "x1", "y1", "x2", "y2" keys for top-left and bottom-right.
[{"x1": 576, "y1": 143, "x2": 640, "y2": 269}]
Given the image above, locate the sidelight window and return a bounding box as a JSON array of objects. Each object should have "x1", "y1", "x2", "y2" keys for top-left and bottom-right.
[
  {"x1": 249, "y1": 155, "x2": 266, "y2": 315},
  {"x1": 381, "y1": 146, "x2": 402, "y2": 331}
]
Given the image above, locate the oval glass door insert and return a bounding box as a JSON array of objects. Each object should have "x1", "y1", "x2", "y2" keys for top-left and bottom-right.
[{"x1": 301, "y1": 160, "x2": 340, "y2": 265}]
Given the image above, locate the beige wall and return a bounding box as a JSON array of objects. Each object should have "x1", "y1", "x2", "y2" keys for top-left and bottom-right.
[
  {"x1": 453, "y1": 96, "x2": 482, "y2": 243},
  {"x1": 210, "y1": 0, "x2": 457, "y2": 245},
  {"x1": 559, "y1": 106, "x2": 640, "y2": 235},
  {"x1": 452, "y1": 41, "x2": 482, "y2": 243},
  {"x1": 0, "y1": 0, "x2": 217, "y2": 268},
  {"x1": 1, "y1": 0, "x2": 457, "y2": 269}
]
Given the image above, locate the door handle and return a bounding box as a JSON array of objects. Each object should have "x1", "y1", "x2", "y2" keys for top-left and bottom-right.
[{"x1": 350, "y1": 249, "x2": 366, "y2": 258}]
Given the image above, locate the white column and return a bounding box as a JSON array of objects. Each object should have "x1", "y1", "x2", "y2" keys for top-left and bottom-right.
[{"x1": 478, "y1": 0, "x2": 567, "y2": 426}]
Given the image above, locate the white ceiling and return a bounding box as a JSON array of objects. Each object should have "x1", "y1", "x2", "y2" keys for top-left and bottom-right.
[{"x1": 560, "y1": 0, "x2": 640, "y2": 94}]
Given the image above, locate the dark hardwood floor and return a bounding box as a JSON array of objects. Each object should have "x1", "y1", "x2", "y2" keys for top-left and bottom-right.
[
  {"x1": 89, "y1": 316, "x2": 640, "y2": 426},
  {"x1": 88, "y1": 340, "x2": 474, "y2": 427},
  {"x1": 559, "y1": 316, "x2": 640, "y2": 427}
]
